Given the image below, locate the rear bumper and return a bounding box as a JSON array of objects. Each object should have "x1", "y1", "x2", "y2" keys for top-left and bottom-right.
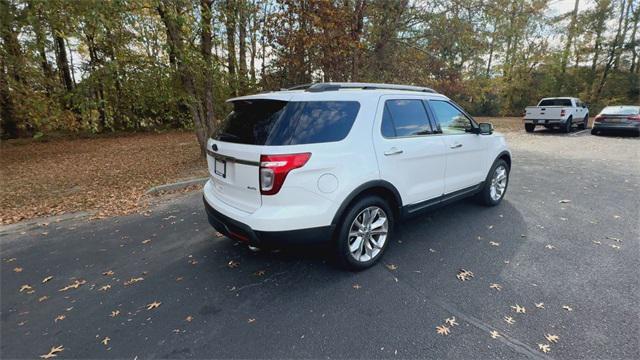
[
  {"x1": 593, "y1": 122, "x2": 640, "y2": 131},
  {"x1": 524, "y1": 119, "x2": 566, "y2": 125},
  {"x1": 203, "y1": 196, "x2": 334, "y2": 247}
]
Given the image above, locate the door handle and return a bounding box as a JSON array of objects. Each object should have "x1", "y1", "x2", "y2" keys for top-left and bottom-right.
[
  {"x1": 384, "y1": 148, "x2": 404, "y2": 156},
  {"x1": 450, "y1": 143, "x2": 463, "y2": 149}
]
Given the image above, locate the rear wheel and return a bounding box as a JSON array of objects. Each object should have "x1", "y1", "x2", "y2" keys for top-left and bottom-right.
[
  {"x1": 578, "y1": 115, "x2": 588, "y2": 130},
  {"x1": 562, "y1": 117, "x2": 573, "y2": 133},
  {"x1": 591, "y1": 128, "x2": 599, "y2": 135},
  {"x1": 525, "y1": 123, "x2": 535, "y2": 133},
  {"x1": 335, "y1": 195, "x2": 393, "y2": 271},
  {"x1": 476, "y1": 159, "x2": 509, "y2": 206}
]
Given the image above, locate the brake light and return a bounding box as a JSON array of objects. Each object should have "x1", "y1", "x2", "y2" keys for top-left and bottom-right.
[
  {"x1": 627, "y1": 115, "x2": 640, "y2": 121},
  {"x1": 594, "y1": 115, "x2": 604, "y2": 122},
  {"x1": 560, "y1": 109, "x2": 566, "y2": 117},
  {"x1": 259, "y1": 153, "x2": 311, "y2": 195}
]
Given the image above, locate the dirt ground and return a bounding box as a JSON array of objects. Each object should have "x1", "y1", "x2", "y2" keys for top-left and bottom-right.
[{"x1": 0, "y1": 131, "x2": 207, "y2": 224}]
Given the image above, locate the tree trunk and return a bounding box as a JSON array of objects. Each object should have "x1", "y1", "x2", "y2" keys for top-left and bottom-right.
[
  {"x1": 614, "y1": 0, "x2": 632, "y2": 70},
  {"x1": 592, "y1": 0, "x2": 626, "y2": 102},
  {"x1": 225, "y1": 0, "x2": 237, "y2": 95},
  {"x1": 54, "y1": 35, "x2": 74, "y2": 93},
  {"x1": 350, "y1": 0, "x2": 366, "y2": 81},
  {"x1": 630, "y1": 4, "x2": 639, "y2": 73},
  {"x1": 238, "y1": 0, "x2": 247, "y2": 93},
  {"x1": 560, "y1": 0, "x2": 580, "y2": 78},
  {"x1": 158, "y1": 1, "x2": 209, "y2": 156},
  {"x1": 200, "y1": 0, "x2": 217, "y2": 137},
  {"x1": 0, "y1": 54, "x2": 18, "y2": 138}
]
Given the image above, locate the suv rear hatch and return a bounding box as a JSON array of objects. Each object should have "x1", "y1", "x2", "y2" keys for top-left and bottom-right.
[{"x1": 207, "y1": 97, "x2": 360, "y2": 214}]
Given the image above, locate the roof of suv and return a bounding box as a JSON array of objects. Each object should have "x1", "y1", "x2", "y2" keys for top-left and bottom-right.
[{"x1": 228, "y1": 82, "x2": 450, "y2": 103}]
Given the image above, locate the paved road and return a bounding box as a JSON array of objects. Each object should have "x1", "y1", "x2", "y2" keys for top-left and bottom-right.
[{"x1": 1, "y1": 132, "x2": 639, "y2": 359}]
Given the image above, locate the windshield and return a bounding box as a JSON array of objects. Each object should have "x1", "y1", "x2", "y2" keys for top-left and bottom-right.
[
  {"x1": 538, "y1": 99, "x2": 573, "y2": 106},
  {"x1": 218, "y1": 100, "x2": 360, "y2": 145},
  {"x1": 600, "y1": 106, "x2": 640, "y2": 115}
]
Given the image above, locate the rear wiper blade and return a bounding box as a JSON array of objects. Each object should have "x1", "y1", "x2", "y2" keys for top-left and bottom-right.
[{"x1": 217, "y1": 132, "x2": 239, "y2": 140}]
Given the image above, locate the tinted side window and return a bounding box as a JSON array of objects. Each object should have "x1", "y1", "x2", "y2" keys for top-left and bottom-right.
[
  {"x1": 382, "y1": 99, "x2": 433, "y2": 137},
  {"x1": 219, "y1": 100, "x2": 360, "y2": 145},
  {"x1": 429, "y1": 101, "x2": 472, "y2": 135}
]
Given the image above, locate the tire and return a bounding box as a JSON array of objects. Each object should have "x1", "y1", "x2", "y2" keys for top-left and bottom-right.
[
  {"x1": 525, "y1": 123, "x2": 535, "y2": 133},
  {"x1": 591, "y1": 128, "x2": 599, "y2": 135},
  {"x1": 578, "y1": 115, "x2": 588, "y2": 130},
  {"x1": 335, "y1": 195, "x2": 394, "y2": 271},
  {"x1": 562, "y1": 116, "x2": 573, "y2": 133},
  {"x1": 476, "y1": 159, "x2": 510, "y2": 207}
]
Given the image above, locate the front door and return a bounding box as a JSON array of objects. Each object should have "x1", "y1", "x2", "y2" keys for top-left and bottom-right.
[{"x1": 427, "y1": 100, "x2": 488, "y2": 194}]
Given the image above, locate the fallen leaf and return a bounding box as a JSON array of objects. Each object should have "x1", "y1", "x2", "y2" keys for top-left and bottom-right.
[
  {"x1": 504, "y1": 316, "x2": 515, "y2": 325},
  {"x1": 40, "y1": 345, "x2": 64, "y2": 359},
  {"x1": 535, "y1": 302, "x2": 545, "y2": 309},
  {"x1": 185, "y1": 315, "x2": 193, "y2": 322},
  {"x1": 490, "y1": 283, "x2": 502, "y2": 291},
  {"x1": 19, "y1": 284, "x2": 33, "y2": 293},
  {"x1": 511, "y1": 304, "x2": 526, "y2": 314},
  {"x1": 562, "y1": 305, "x2": 573, "y2": 311},
  {"x1": 99, "y1": 285, "x2": 111, "y2": 291},
  {"x1": 101, "y1": 337, "x2": 110, "y2": 345},
  {"x1": 42, "y1": 276, "x2": 53, "y2": 283},
  {"x1": 538, "y1": 344, "x2": 551, "y2": 353},
  {"x1": 247, "y1": 318, "x2": 256, "y2": 323},
  {"x1": 39, "y1": 296, "x2": 49, "y2": 302},
  {"x1": 6, "y1": 258, "x2": 17, "y2": 263},
  {"x1": 141, "y1": 239, "x2": 151, "y2": 244},
  {"x1": 352, "y1": 284, "x2": 362, "y2": 289},
  {"x1": 59, "y1": 279, "x2": 86, "y2": 292},
  {"x1": 254, "y1": 270, "x2": 266, "y2": 276},
  {"x1": 490, "y1": 330, "x2": 501, "y2": 339},
  {"x1": 545, "y1": 334, "x2": 559, "y2": 343},
  {"x1": 606, "y1": 236, "x2": 622, "y2": 242},
  {"x1": 124, "y1": 277, "x2": 144, "y2": 286},
  {"x1": 227, "y1": 260, "x2": 240, "y2": 268},
  {"x1": 545, "y1": 244, "x2": 555, "y2": 250},
  {"x1": 110, "y1": 310, "x2": 120, "y2": 317},
  {"x1": 489, "y1": 241, "x2": 500, "y2": 246},
  {"x1": 456, "y1": 269, "x2": 474, "y2": 281},
  {"x1": 146, "y1": 301, "x2": 161, "y2": 310},
  {"x1": 428, "y1": 248, "x2": 436, "y2": 253},
  {"x1": 444, "y1": 317, "x2": 458, "y2": 326},
  {"x1": 559, "y1": 199, "x2": 571, "y2": 203},
  {"x1": 386, "y1": 264, "x2": 398, "y2": 271},
  {"x1": 102, "y1": 270, "x2": 114, "y2": 276},
  {"x1": 54, "y1": 315, "x2": 65, "y2": 323},
  {"x1": 592, "y1": 240, "x2": 601, "y2": 245},
  {"x1": 610, "y1": 244, "x2": 621, "y2": 249},
  {"x1": 436, "y1": 325, "x2": 450, "y2": 336},
  {"x1": 13, "y1": 267, "x2": 23, "y2": 272}
]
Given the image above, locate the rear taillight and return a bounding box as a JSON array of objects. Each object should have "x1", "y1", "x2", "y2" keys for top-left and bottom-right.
[
  {"x1": 259, "y1": 153, "x2": 311, "y2": 195},
  {"x1": 627, "y1": 115, "x2": 640, "y2": 121},
  {"x1": 594, "y1": 115, "x2": 604, "y2": 122},
  {"x1": 560, "y1": 109, "x2": 566, "y2": 117}
]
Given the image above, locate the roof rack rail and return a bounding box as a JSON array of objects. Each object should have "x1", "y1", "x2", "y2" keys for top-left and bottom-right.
[{"x1": 287, "y1": 82, "x2": 437, "y2": 94}]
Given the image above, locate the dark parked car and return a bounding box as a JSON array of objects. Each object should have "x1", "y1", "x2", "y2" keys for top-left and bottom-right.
[{"x1": 592, "y1": 106, "x2": 640, "y2": 136}]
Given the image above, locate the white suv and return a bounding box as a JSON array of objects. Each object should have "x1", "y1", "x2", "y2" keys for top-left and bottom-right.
[{"x1": 203, "y1": 83, "x2": 511, "y2": 270}]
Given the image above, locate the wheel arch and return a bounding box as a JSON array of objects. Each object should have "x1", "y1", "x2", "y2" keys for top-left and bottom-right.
[
  {"x1": 497, "y1": 150, "x2": 511, "y2": 169},
  {"x1": 331, "y1": 180, "x2": 403, "y2": 226}
]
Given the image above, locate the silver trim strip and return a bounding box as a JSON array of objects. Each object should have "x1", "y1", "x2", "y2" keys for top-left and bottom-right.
[{"x1": 206, "y1": 149, "x2": 260, "y2": 166}]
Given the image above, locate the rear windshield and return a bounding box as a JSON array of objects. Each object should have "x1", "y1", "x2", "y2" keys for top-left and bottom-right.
[
  {"x1": 539, "y1": 99, "x2": 573, "y2": 106},
  {"x1": 217, "y1": 100, "x2": 360, "y2": 145},
  {"x1": 600, "y1": 106, "x2": 640, "y2": 115}
]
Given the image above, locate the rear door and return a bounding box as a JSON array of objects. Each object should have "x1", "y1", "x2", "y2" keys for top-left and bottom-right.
[
  {"x1": 426, "y1": 100, "x2": 488, "y2": 194},
  {"x1": 372, "y1": 96, "x2": 446, "y2": 205}
]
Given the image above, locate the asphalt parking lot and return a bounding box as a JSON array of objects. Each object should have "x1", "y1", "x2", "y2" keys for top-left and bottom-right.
[{"x1": 1, "y1": 130, "x2": 638, "y2": 359}]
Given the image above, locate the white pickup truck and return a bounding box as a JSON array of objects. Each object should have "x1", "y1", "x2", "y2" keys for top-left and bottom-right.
[{"x1": 524, "y1": 97, "x2": 589, "y2": 133}]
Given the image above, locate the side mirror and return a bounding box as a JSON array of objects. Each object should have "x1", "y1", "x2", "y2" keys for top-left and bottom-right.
[{"x1": 478, "y1": 122, "x2": 493, "y2": 135}]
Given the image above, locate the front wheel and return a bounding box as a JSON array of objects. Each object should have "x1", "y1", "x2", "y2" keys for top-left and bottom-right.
[
  {"x1": 476, "y1": 159, "x2": 510, "y2": 206},
  {"x1": 525, "y1": 123, "x2": 535, "y2": 133},
  {"x1": 335, "y1": 195, "x2": 394, "y2": 271}
]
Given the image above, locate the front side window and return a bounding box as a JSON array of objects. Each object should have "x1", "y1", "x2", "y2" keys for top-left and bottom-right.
[
  {"x1": 219, "y1": 100, "x2": 360, "y2": 145},
  {"x1": 429, "y1": 100, "x2": 473, "y2": 134},
  {"x1": 381, "y1": 99, "x2": 433, "y2": 138}
]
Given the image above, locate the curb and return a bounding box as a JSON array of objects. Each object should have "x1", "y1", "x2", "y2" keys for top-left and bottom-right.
[{"x1": 145, "y1": 177, "x2": 208, "y2": 195}]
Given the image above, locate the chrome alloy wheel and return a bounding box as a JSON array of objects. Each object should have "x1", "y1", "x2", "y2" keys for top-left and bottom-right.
[
  {"x1": 490, "y1": 165, "x2": 508, "y2": 201},
  {"x1": 348, "y1": 206, "x2": 388, "y2": 262}
]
